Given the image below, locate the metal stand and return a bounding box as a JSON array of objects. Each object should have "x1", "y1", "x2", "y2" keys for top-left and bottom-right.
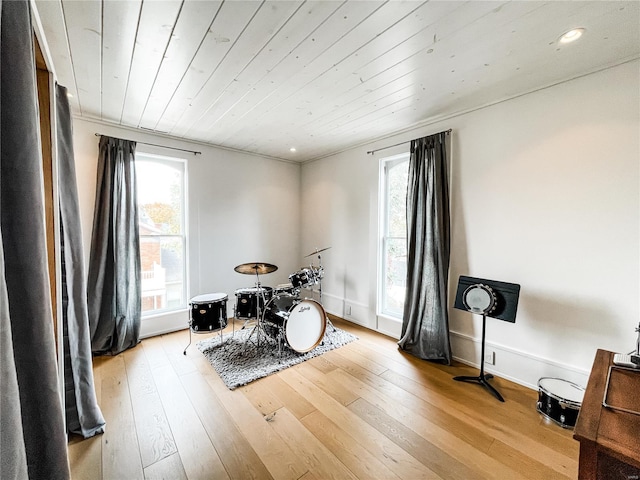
[
  {"x1": 315, "y1": 251, "x2": 336, "y2": 333},
  {"x1": 453, "y1": 313, "x2": 505, "y2": 402},
  {"x1": 232, "y1": 262, "x2": 278, "y2": 350},
  {"x1": 183, "y1": 309, "x2": 231, "y2": 355},
  {"x1": 183, "y1": 321, "x2": 194, "y2": 355},
  {"x1": 244, "y1": 271, "x2": 269, "y2": 349}
]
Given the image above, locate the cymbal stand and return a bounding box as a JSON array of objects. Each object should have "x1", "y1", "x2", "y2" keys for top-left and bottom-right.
[
  {"x1": 316, "y1": 252, "x2": 336, "y2": 333},
  {"x1": 244, "y1": 271, "x2": 267, "y2": 349}
]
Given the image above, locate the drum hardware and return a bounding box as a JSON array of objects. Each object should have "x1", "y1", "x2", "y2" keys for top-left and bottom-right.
[
  {"x1": 310, "y1": 247, "x2": 336, "y2": 334},
  {"x1": 233, "y1": 262, "x2": 278, "y2": 348},
  {"x1": 183, "y1": 293, "x2": 231, "y2": 355},
  {"x1": 262, "y1": 315, "x2": 288, "y2": 357}
]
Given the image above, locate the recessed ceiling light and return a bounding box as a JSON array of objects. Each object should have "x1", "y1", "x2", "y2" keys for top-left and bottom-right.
[
  {"x1": 67, "y1": 92, "x2": 74, "y2": 98},
  {"x1": 559, "y1": 28, "x2": 585, "y2": 44},
  {"x1": 289, "y1": 147, "x2": 297, "y2": 153}
]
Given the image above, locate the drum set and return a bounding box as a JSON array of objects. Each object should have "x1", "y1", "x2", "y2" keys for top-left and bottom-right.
[{"x1": 183, "y1": 248, "x2": 332, "y2": 356}]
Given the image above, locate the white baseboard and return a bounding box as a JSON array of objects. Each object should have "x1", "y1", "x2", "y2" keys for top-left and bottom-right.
[
  {"x1": 449, "y1": 330, "x2": 590, "y2": 391},
  {"x1": 138, "y1": 300, "x2": 590, "y2": 393},
  {"x1": 317, "y1": 292, "x2": 375, "y2": 329},
  {"x1": 140, "y1": 309, "x2": 191, "y2": 339},
  {"x1": 376, "y1": 314, "x2": 402, "y2": 339}
]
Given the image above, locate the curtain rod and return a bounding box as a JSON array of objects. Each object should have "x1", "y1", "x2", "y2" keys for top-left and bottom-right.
[
  {"x1": 94, "y1": 133, "x2": 201, "y2": 155},
  {"x1": 366, "y1": 128, "x2": 452, "y2": 155}
]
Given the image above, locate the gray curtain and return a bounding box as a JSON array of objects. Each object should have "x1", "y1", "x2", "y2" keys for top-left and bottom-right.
[
  {"x1": 0, "y1": 1, "x2": 70, "y2": 478},
  {"x1": 87, "y1": 135, "x2": 141, "y2": 355},
  {"x1": 398, "y1": 132, "x2": 452, "y2": 364},
  {"x1": 56, "y1": 84, "x2": 106, "y2": 437}
]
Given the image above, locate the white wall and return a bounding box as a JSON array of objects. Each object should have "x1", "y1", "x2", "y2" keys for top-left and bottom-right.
[
  {"x1": 300, "y1": 60, "x2": 640, "y2": 389},
  {"x1": 72, "y1": 118, "x2": 301, "y2": 337}
]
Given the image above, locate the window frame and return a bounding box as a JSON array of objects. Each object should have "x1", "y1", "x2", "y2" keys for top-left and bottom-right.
[
  {"x1": 135, "y1": 152, "x2": 189, "y2": 317},
  {"x1": 378, "y1": 152, "x2": 410, "y2": 320}
]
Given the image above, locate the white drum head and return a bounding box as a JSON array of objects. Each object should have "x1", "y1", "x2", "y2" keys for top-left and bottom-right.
[
  {"x1": 191, "y1": 292, "x2": 227, "y2": 304},
  {"x1": 285, "y1": 299, "x2": 326, "y2": 353},
  {"x1": 463, "y1": 284, "x2": 494, "y2": 314},
  {"x1": 538, "y1": 377, "x2": 585, "y2": 404}
]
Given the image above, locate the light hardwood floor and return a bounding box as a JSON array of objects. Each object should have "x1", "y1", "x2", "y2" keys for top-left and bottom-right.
[{"x1": 68, "y1": 316, "x2": 579, "y2": 480}]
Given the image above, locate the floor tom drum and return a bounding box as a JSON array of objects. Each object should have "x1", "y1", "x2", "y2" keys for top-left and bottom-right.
[{"x1": 190, "y1": 293, "x2": 228, "y2": 332}]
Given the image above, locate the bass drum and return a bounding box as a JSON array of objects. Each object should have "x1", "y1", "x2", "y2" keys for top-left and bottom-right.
[
  {"x1": 190, "y1": 293, "x2": 228, "y2": 332},
  {"x1": 262, "y1": 294, "x2": 326, "y2": 353}
]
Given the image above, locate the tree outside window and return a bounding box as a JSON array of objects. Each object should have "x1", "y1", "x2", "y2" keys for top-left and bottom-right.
[{"x1": 136, "y1": 154, "x2": 187, "y2": 315}]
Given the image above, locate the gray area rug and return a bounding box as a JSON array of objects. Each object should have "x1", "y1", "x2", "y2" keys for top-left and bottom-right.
[{"x1": 197, "y1": 325, "x2": 358, "y2": 390}]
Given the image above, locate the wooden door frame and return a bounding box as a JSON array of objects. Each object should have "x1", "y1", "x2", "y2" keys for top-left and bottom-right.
[{"x1": 33, "y1": 30, "x2": 65, "y2": 412}]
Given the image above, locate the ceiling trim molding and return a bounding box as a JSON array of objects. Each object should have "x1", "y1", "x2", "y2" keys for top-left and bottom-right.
[
  {"x1": 300, "y1": 56, "x2": 640, "y2": 166},
  {"x1": 71, "y1": 115, "x2": 302, "y2": 166}
]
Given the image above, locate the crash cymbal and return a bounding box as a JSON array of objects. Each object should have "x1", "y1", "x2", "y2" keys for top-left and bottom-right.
[
  {"x1": 304, "y1": 247, "x2": 331, "y2": 258},
  {"x1": 234, "y1": 262, "x2": 278, "y2": 275}
]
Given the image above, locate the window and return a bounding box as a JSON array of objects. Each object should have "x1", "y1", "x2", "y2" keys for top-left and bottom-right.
[
  {"x1": 379, "y1": 153, "x2": 409, "y2": 318},
  {"x1": 136, "y1": 153, "x2": 187, "y2": 315}
]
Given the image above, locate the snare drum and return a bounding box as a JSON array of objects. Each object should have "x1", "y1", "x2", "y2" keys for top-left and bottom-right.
[
  {"x1": 190, "y1": 293, "x2": 228, "y2": 332},
  {"x1": 262, "y1": 294, "x2": 327, "y2": 353},
  {"x1": 234, "y1": 286, "x2": 273, "y2": 319},
  {"x1": 537, "y1": 377, "x2": 585, "y2": 428},
  {"x1": 274, "y1": 283, "x2": 298, "y2": 296}
]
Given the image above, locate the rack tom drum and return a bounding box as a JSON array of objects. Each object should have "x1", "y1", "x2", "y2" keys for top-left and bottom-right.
[{"x1": 289, "y1": 268, "x2": 317, "y2": 289}]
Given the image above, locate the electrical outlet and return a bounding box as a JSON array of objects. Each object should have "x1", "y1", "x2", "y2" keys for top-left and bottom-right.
[
  {"x1": 345, "y1": 305, "x2": 352, "y2": 316},
  {"x1": 485, "y1": 350, "x2": 495, "y2": 365}
]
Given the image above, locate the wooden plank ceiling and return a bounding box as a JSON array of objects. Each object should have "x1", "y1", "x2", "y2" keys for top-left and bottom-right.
[{"x1": 35, "y1": 0, "x2": 640, "y2": 162}]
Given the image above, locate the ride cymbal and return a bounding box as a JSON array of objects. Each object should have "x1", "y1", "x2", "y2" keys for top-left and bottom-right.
[
  {"x1": 304, "y1": 247, "x2": 331, "y2": 258},
  {"x1": 233, "y1": 262, "x2": 278, "y2": 275}
]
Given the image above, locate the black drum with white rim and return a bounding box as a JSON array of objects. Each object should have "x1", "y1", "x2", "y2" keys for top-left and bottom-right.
[
  {"x1": 190, "y1": 293, "x2": 228, "y2": 333},
  {"x1": 262, "y1": 294, "x2": 326, "y2": 353},
  {"x1": 463, "y1": 283, "x2": 497, "y2": 314},
  {"x1": 274, "y1": 283, "x2": 298, "y2": 296},
  {"x1": 536, "y1": 377, "x2": 585, "y2": 428},
  {"x1": 288, "y1": 268, "x2": 316, "y2": 289},
  {"x1": 234, "y1": 286, "x2": 273, "y2": 319}
]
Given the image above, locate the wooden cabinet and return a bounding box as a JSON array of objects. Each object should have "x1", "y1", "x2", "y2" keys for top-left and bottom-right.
[{"x1": 573, "y1": 349, "x2": 640, "y2": 479}]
